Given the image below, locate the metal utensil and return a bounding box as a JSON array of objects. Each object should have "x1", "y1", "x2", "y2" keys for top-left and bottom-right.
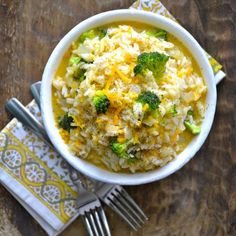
[
  {"x1": 95, "y1": 184, "x2": 147, "y2": 230},
  {"x1": 70, "y1": 168, "x2": 111, "y2": 236},
  {"x1": 5, "y1": 98, "x2": 111, "y2": 236},
  {"x1": 31, "y1": 81, "x2": 148, "y2": 230},
  {"x1": 30, "y1": 81, "x2": 41, "y2": 108}
]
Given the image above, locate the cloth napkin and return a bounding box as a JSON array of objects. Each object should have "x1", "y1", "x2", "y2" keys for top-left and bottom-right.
[{"x1": 0, "y1": 1, "x2": 225, "y2": 235}]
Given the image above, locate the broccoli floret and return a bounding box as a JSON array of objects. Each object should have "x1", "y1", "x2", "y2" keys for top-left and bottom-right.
[
  {"x1": 92, "y1": 92, "x2": 110, "y2": 114},
  {"x1": 79, "y1": 29, "x2": 97, "y2": 42},
  {"x1": 110, "y1": 137, "x2": 128, "y2": 158},
  {"x1": 146, "y1": 29, "x2": 168, "y2": 40},
  {"x1": 134, "y1": 52, "x2": 169, "y2": 80},
  {"x1": 98, "y1": 29, "x2": 107, "y2": 39},
  {"x1": 69, "y1": 56, "x2": 88, "y2": 65},
  {"x1": 109, "y1": 138, "x2": 137, "y2": 161},
  {"x1": 69, "y1": 56, "x2": 81, "y2": 65},
  {"x1": 59, "y1": 113, "x2": 75, "y2": 132},
  {"x1": 187, "y1": 109, "x2": 194, "y2": 116},
  {"x1": 79, "y1": 28, "x2": 107, "y2": 42},
  {"x1": 184, "y1": 120, "x2": 201, "y2": 135},
  {"x1": 73, "y1": 68, "x2": 86, "y2": 83},
  {"x1": 137, "y1": 91, "x2": 161, "y2": 110},
  {"x1": 69, "y1": 56, "x2": 87, "y2": 82}
]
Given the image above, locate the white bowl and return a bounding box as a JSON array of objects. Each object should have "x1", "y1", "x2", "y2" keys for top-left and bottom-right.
[{"x1": 41, "y1": 9, "x2": 217, "y2": 185}]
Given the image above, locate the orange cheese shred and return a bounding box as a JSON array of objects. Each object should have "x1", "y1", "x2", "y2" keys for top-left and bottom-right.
[
  {"x1": 115, "y1": 68, "x2": 131, "y2": 83},
  {"x1": 113, "y1": 107, "x2": 123, "y2": 125}
]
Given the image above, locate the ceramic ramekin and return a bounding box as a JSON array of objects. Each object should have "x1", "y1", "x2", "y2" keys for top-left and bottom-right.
[{"x1": 41, "y1": 9, "x2": 217, "y2": 185}]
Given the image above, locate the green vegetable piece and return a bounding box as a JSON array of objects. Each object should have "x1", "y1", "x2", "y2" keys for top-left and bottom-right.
[
  {"x1": 99, "y1": 29, "x2": 107, "y2": 39},
  {"x1": 92, "y1": 92, "x2": 110, "y2": 114},
  {"x1": 79, "y1": 28, "x2": 107, "y2": 42},
  {"x1": 133, "y1": 64, "x2": 143, "y2": 76},
  {"x1": 110, "y1": 137, "x2": 128, "y2": 158},
  {"x1": 69, "y1": 56, "x2": 81, "y2": 65},
  {"x1": 77, "y1": 73, "x2": 86, "y2": 83},
  {"x1": 109, "y1": 138, "x2": 137, "y2": 161},
  {"x1": 187, "y1": 110, "x2": 194, "y2": 116},
  {"x1": 79, "y1": 29, "x2": 97, "y2": 42},
  {"x1": 73, "y1": 68, "x2": 86, "y2": 83},
  {"x1": 59, "y1": 114, "x2": 75, "y2": 132},
  {"x1": 146, "y1": 29, "x2": 168, "y2": 40},
  {"x1": 69, "y1": 54, "x2": 90, "y2": 64},
  {"x1": 133, "y1": 52, "x2": 170, "y2": 80},
  {"x1": 168, "y1": 104, "x2": 177, "y2": 117},
  {"x1": 184, "y1": 120, "x2": 201, "y2": 135},
  {"x1": 126, "y1": 150, "x2": 138, "y2": 163},
  {"x1": 137, "y1": 91, "x2": 161, "y2": 110}
]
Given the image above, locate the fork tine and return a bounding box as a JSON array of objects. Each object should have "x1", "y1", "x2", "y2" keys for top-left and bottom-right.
[
  {"x1": 82, "y1": 214, "x2": 94, "y2": 236},
  {"x1": 106, "y1": 196, "x2": 138, "y2": 231},
  {"x1": 114, "y1": 189, "x2": 145, "y2": 224},
  {"x1": 97, "y1": 206, "x2": 111, "y2": 236},
  {"x1": 120, "y1": 188, "x2": 148, "y2": 220},
  {"x1": 86, "y1": 211, "x2": 99, "y2": 236},
  {"x1": 111, "y1": 193, "x2": 142, "y2": 229},
  {"x1": 94, "y1": 208, "x2": 105, "y2": 236}
]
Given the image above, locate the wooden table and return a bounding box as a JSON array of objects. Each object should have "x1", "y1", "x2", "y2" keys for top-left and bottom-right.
[{"x1": 0, "y1": 0, "x2": 235, "y2": 235}]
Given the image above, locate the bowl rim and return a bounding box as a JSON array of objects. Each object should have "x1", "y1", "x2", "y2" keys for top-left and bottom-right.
[{"x1": 41, "y1": 9, "x2": 217, "y2": 185}]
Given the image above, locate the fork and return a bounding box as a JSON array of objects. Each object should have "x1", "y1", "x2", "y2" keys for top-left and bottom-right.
[
  {"x1": 94, "y1": 183, "x2": 148, "y2": 230},
  {"x1": 5, "y1": 98, "x2": 111, "y2": 236},
  {"x1": 31, "y1": 81, "x2": 148, "y2": 230},
  {"x1": 69, "y1": 168, "x2": 111, "y2": 236}
]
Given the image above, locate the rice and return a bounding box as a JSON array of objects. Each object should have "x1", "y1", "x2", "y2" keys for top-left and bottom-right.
[{"x1": 52, "y1": 24, "x2": 207, "y2": 173}]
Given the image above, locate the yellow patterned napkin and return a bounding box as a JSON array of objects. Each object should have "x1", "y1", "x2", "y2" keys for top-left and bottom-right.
[
  {"x1": 0, "y1": 101, "x2": 78, "y2": 235},
  {"x1": 0, "y1": 1, "x2": 225, "y2": 236}
]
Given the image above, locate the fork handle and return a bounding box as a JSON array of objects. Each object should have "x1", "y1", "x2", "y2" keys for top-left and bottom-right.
[
  {"x1": 68, "y1": 166, "x2": 87, "y2": 191},
  {"x1": 30, "y1": 81, "x2": 41, "y2": 108},
  {"x1": 5, "y1": 98, "x2": 52, "y2": 148}
]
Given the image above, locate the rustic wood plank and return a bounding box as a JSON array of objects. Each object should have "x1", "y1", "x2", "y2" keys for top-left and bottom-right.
[{"x1": 0, "y1": 0, "x2": 235, "y2": 235}]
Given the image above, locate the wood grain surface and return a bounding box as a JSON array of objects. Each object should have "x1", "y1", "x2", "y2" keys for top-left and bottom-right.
[{"x1": 0, "y1": 0, "x2": 235, "y2": 235}]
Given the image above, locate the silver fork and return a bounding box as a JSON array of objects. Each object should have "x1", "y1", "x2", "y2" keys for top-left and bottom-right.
[
  {"x1": 32, "y1": 82, "x2": 148, "y2": 230},
  {"x1": 94, "y1": 183, "x2": 148, "y2": 230},
  {"x1": 5, "y1": 98, "x2": 111, "y2": 236},
  {"x1": 69, "y1": 168, "x2": 111, "y2": 236}
]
